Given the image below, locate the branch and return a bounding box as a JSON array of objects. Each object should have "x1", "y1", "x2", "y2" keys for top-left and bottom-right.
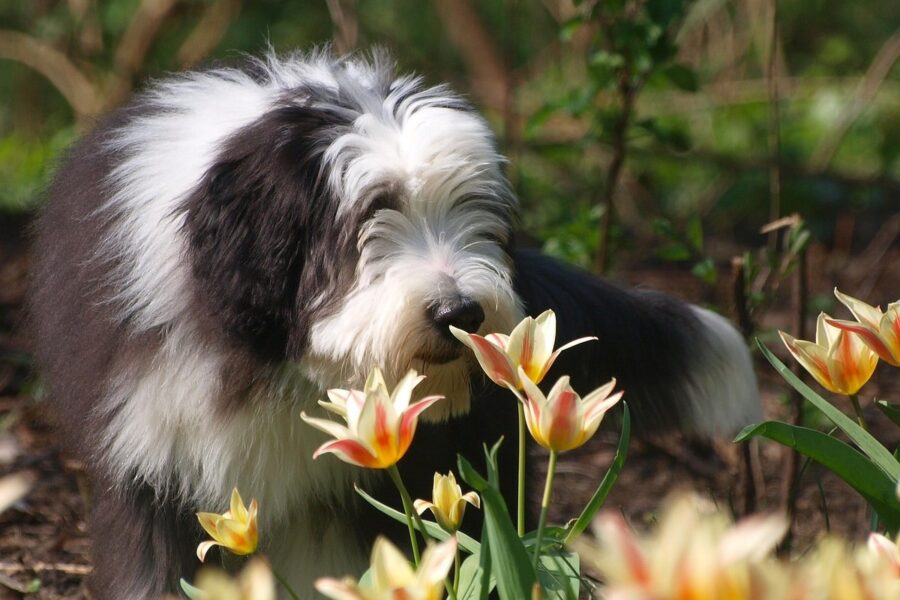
[
  {"x1": 810, "y1": 30, "x2": 900, "y2": 172},
  {"x1": 0, "y1": 30, "x2": 101, "y2": 119},
  {"x1": 433, "y1": 0, "x2": 510, "y2": 111},
  {"x1": 177, "y1": 0, "x2": 242, "y2": 69},
  {"x1": 325, "y1": 0, "x2": 358, "y2": 55},
  {"x1": 109, "y1": 0, "x2": 180, "y2": 105}
]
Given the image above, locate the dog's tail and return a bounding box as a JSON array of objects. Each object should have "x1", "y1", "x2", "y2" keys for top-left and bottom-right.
[{"x1": 512, "y1": 249, "x2": 761, "y2": 437}]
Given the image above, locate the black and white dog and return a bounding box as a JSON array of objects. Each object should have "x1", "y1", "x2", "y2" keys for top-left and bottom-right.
[{"x1": 30, "y1": 50, "x2": 759, "y2": 598}]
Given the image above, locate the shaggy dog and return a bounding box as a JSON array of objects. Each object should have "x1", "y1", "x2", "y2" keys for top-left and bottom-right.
[{"x1": 30, "y1": 50, "x2": 759, "y2": 599}]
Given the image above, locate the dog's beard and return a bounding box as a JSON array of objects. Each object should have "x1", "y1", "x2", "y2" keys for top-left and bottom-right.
[{"x1": 302, "y1": 275, "x2": 522, "y2": 422}]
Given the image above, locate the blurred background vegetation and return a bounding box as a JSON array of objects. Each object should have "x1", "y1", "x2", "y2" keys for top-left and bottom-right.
[{"x1": 0, "y1": 0, "x2": 897, "y2": 304}]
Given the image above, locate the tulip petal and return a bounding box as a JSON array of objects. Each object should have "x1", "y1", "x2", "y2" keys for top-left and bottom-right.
[
  {"x1": 462, "y1": 491, "x2": 481, "y2": 508},
  {"x1": 827, "y1": 317, "x2": 899, "y2": 366},
  {"x1": 313, "y1": 438, "x2": 381, "y2": 468},
  {"x1": 314, "y1": 578, "x2": 368, "y2": 600},
  {"x1": 229, "y1": 488, "x2": 248, "y2": 523},
  {"x1": 300, "y1": 413, "x2": 355, "y2": 442},
  {"x1": 398, "y1": 396, "x2": 444, "y2": 453},
  {"x1": 391, "y1": 370, "x2": 426, "y2": 412},
  {"x1": 216, "y1": 518, "x2": 255, "y2": 555},
  {"x1": 835, "y1": 288, "x2": 884, "y2": 329},
  {"x1": 413, "y1": 499, "x2": 435, "y2": 515},
  {"x1": 196, "y1": 540, "x2": 219, "y2": 562},
  {"x1": 197, "y1": 512, "x2": 223, "y2": 541},
  {"x1": 371, "y1": 538, "x2": 417, "y2": 590},
  {"x1": 452, "y1": 327, "x2": 518, "y2": 387},
  {"x1": 417, "y1": 538, "x2": 458, "y2": 587}
]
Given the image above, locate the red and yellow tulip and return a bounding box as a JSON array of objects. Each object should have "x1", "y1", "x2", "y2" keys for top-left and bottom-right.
[
  {"x1": 518, "y1": 367, "x2": 622, "y2": 453},
  {"x1": 414, "y1": 471, "x2": 480, "y2": 533},
  {"x1": 196, "y1": 488, "x2": 259, "y2": 562},
  {"x1": 450, "y1": 309, "x2": 595, "y2": 390},
  {"x1": 827, "y1": 288, "x2": 900, "y2": 367},
  {"x1": 315, "y1": 536, "x2": 457, "y2": 600},
  {"x1": 301, "y1": 367, "x2": 444, "y2": 469},
  {"x1": 779, "y1": 312, "x2": 878, "y2": 396}
]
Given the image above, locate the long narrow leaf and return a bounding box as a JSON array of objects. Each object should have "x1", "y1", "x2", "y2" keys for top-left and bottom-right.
[
  {"x1": 354, "y1": 485, "x2": 480, "y2": 554},
  {"x1": 757, "y1": 341, "x2": 900, "y2": 480},
  {"x1": 736, "y1": 421, "x2": 900, "y2": 532},
  {"x1": 876, "y1": 400, "x2": 900, "y2": 427},
  {"x1": 458, "y1": 452, "x2": 537, "y2": 600},
  {"x1": 564, "y1": 403, "x2": 630, "y2": 545}
]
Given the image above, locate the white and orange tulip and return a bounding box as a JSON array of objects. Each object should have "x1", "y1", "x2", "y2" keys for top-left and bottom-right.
[
  {"x1": 518, "y1": 367, "x2": 622, "y2": 453},
  {"x1": 181, "y1": 558, "x2": 276, "y2": 600},
  {"x1": 301, "y1": 368, "x2": 443, "y2": 469},
  {"x1": 450, "y1": 309, "x2": 595, "y2": 390},
  {"x1": 196, "y1": 488, "x2": 259, "y2": 562},
  {"x1": 414, "y1": 471, "x2": 480, "y2": 533},
  {"x1": 827, "y1": 288, "x2": 900, "y2": 367},
  {"x1": 779, "y1": 312, "x2": 878, "y2": 396},
  {"x1": 315, "y1": 536, "x2": 456, "y2": 600}
]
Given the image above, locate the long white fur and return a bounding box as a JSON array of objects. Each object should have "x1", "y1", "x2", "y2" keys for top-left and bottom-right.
[{"x1": 89, "y1": 50, "x2": 757, "y2": 597}]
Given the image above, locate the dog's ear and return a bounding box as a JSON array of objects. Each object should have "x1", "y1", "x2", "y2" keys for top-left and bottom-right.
[{"x1": 181, "y1": 104, "x2": 350, "y2": 360}]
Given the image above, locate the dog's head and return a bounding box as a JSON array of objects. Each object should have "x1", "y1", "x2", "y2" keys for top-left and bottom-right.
[{"x1": 179, "y1": 53, "x2": 523, "y2": 417}]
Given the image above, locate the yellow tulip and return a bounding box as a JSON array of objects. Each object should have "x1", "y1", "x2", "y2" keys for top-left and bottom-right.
[
  {"x1": 518, "y1": 367, "x2": 622, "y2": 453},
  {"x1": 827, "y1": 288, "x2": 900, "y2": 367},
  {"x1": 301, "y1": 367, "x2": 443, "y2": 469},
  {"x1": 315, "y1": 536, "x2": 456, "y2": 600},
  {"x1": 779, "y1": 312, "x2": 878, "y2": 395},
  {"x1": 181, "y1": 558, "x2": 275, "y2": 600},
  {"x1": 450, "y1": 309, "x2": 595, "y2": 389},
  {"x1": 196, "y1": 488, "x2": 258, "y2": 562},
  {"x1": 414, "y1": 471, "x2": 480, "y2": 533}
]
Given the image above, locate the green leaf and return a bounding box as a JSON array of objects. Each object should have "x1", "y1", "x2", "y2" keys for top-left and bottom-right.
[
  {"x1": 559, "y1": 16, "x2": 583, "y2": 41},
  {"x1": 691, "y1": 258, "x2": 718, "y2": 285},
  {"x1": 876, "y1": 400, "x2": 900, "y2": 427},
  {"x1": 686, "y1": 215, "x2": 703, "y2": 250},
  {"x1": 564, "y1": 403, "x2": 630, "y2": 544},
  {"x1": 457, "y1": 552, "x2": 495, "y2": 600},
  {"x1": 180, "y1": 578, "x2": 206, "y2": 600},
  {"x1": 354, "y1": 485, "x2": 480, "y2": 554},
  {"x1": 736, "y1": 421, "x2": 900, "y2": 533},
  {"x1": 661, "y1": 63, "x2": 699, "y2": 92},
  {"x1": 657, "y1": 243, "x2": 691, "y2": 261},
  {"x1": 757, "y1": 341, "x2": 900, "y2": 481},
  {"x1": 537, "y1": 549, "x2": 581, "y2": 600},
  {"x1": 458, "y1": 449, "x2": 537, "y2": 600}
]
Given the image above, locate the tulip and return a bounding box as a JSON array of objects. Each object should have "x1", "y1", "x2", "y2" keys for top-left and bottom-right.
[
  {"x1": 196, "y1": 488, "x2": 258, "y2": 562},
  {"x1": 449, "y1": 309, "x2": 595, "y2": 390},
  {"x1": 827, "y1": 288, "x2": 900, "y2": 367},
  {"x1": 578, "y1": 495, "x2": 789, "y2": 600},
  {"x1": 518, "y1": 367, "x2": 622, "y2": 453},
  {"x1": 315, "y1": 536, "x2": 457, "y2": 600},
  {"x1": 779, "y1": 312, "x2": 878, "y2": 396},
  {"x1": 414, "y1": 471, "x2": 480, "y2": 533},
  {"x1": 868, "y1": 532, "x2": 900, "y2": 577},
  {"x1": 181, "y1": 558, "x2": 276, "y2": 600},
  {"x1": 301, "y1": 368, "x2": 444, "y2": 469}
]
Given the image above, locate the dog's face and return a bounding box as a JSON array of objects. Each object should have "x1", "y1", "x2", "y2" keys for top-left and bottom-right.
[{"x1": 180, "y1": 63, "x2": 523, "y2": 417}]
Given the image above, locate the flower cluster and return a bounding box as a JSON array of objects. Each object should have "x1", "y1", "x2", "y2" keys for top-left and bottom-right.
[
  {"x1": 780, "y1": 289, "x2": 900, "y2": 396},
  {"x1": 316, "y1": 537, "x2": 457, "y2": 600},
  {"x1": 579, "y1": 495, "x2": 900, "y2": 600}
]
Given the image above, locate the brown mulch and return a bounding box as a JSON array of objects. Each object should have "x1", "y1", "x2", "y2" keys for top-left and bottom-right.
[{"x1": 1, "y1": 215, "x2": 899, "y2": 598}]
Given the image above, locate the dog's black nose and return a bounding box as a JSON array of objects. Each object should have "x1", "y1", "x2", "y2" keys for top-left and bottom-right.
[{"x1": 431, "y1": 295, "x2": 485, "y2": 337}]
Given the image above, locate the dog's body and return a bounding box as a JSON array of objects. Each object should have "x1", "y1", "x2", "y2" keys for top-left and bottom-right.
[{"x1": 30, "y1": 50, "x2": 759, "y2": 598}]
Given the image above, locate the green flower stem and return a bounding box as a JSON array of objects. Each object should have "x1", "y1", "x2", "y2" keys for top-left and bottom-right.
[
  {"x1": 517, "y1": 401, "x2": 526, "y2": 537},
  {"x1": 271, "y1": 566, "x2": 301, "y2": 600},
  {"x1": 452, "y1": 541, "x2": 461, "y2": 597},
  {"x1": 849, "y1": 394, "x2": 868, "y2": 431},
  {"x1": 388, "y1": 464, "x2": 433, "y2": 566},
  {"x1": 532, "y1": 450, "x2": 558, "y2": 569}
]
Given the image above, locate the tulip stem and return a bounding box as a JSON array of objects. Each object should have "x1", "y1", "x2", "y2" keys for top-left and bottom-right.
[
  {"x1": 532, "y1": 450, "x2": 558, "y2": 569},
  {"x1": 849, "y1": 394, "x2": 868, "y2": 431},
  {"x1": 388, "y1": 465, "x2": 431, "y2": 566},
  {"x1": 271, "y1": 566, "x2": 301, "y2": 600},
  {"x1": 452, "y1": 542, "x2": 461, "y2": 596},
  {"x1": 517, "y1": 401, "x2": 526, "y2": 537}
]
